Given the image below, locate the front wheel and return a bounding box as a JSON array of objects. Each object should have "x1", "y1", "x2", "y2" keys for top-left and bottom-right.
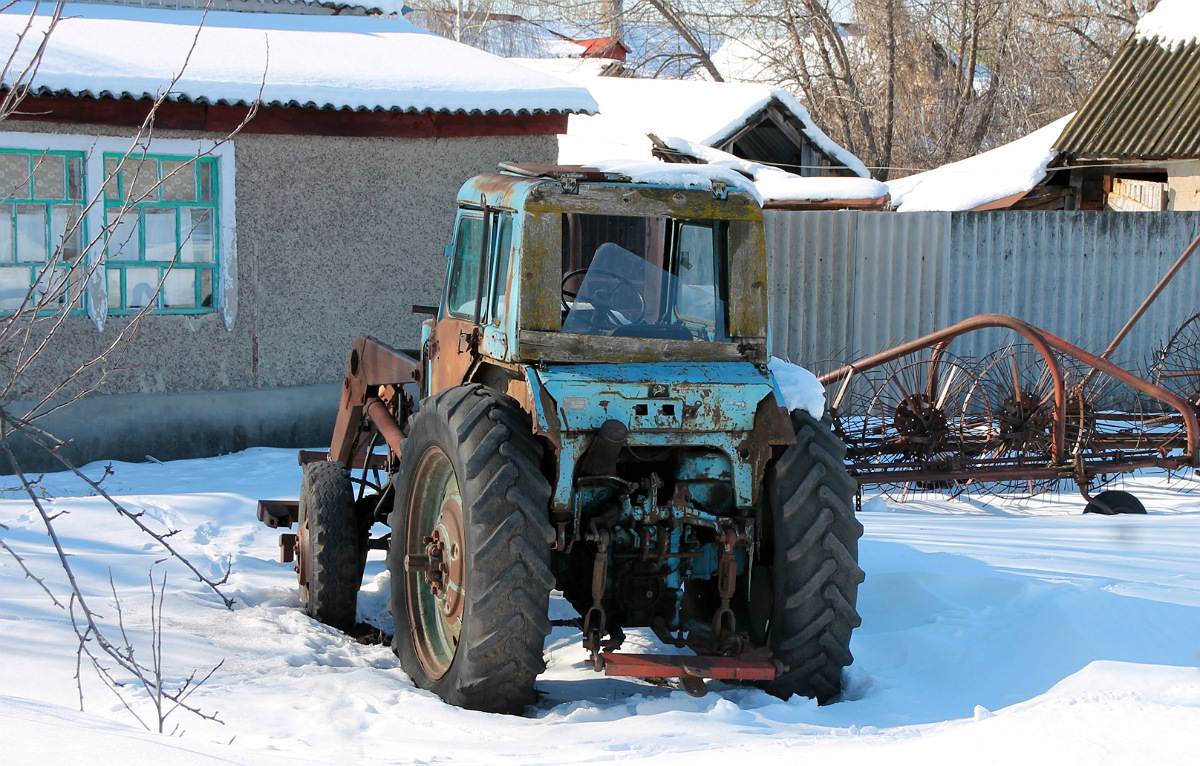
[
  {"x1": 297, "y1": 460, "x2": 360, "y2": 631},
  {"x1": 760, "y1": 410, "x2": 864, "y2": 703},
  {"x1": 388, "y1": 385, "x2": 554, "y2": 713}
]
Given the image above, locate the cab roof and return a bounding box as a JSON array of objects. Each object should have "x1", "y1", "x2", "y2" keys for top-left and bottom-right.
[{"x1": 457, "y1": 162, "x2": 762, "y2": 211}]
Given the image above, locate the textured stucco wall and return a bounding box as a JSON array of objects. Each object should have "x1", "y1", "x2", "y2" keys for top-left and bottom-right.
[
  {"x1": 1168, "y1": 160, "x2": 1200, "y2": 211},
  {"x1": 0, "y1": 119, "x2": 556, "y2": 397}
]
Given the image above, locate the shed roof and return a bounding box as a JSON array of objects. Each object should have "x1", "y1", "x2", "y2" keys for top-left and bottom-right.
[
  {"x1": 509, "y1": 62, "x2": 869, "y2": 177},
  {"x1": 1055, "y1": 0, "x2": 1200, "y2": 160},
  {"x1": 889, "y1": 114, "x2": 1072, "y2": 212},
  {"x1": 0, "y1": 3, "x2": 597, "y2": 117}
]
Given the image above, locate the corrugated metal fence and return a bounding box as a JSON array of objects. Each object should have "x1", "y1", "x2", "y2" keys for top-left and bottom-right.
[{"x1": 766, "y1": 211, "x2": 1200, "y2": 372}]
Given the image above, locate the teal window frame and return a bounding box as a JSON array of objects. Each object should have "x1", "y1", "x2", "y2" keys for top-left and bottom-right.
[
  {"x1": 0, "y1": 148, "x2": 88, "y2": 315},
  {"x1": 102, "y1": 153, "x2": 220, "y2": 315}
]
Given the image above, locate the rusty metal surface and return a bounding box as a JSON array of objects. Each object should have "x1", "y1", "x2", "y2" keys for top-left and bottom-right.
[
  {"x1": 821, "y1": 314, "x2": 1200, "y2": 498},
  {"x1": 256, "y1": 499, "x2": 299, "y2": 529},
  {"x1": 365, "y1": 398, "x2": 405, "y2": 457},
  {"x1": 600, "y1": 652, "x2": 779, "y2": 681},
  {"x1": 427, "y1": 317, "x2": 477, "y2": 395},
  {"x1": 1055, "y1": 38, "x2": 1200, "y2": 160},
  {"x1": 517, "y1": 329, "x2": 758, "y2": 365},
  {"x1": 297, "y1": 449, "x2": 387, "y2": 470},
  {"x1": 330, "y1": 336, "x2": 419, "y2": 466}
]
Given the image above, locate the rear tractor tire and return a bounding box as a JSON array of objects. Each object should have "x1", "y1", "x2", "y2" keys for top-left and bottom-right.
[
  {"x1": 761, "y1": 409, "x2": 864, "y2": 704},
  {"x1": 297, "y1": 460, "x2": 361, "y2": 632},
  {"x1": 388, "y1": 384, "x2": 554, "y2": 714}
]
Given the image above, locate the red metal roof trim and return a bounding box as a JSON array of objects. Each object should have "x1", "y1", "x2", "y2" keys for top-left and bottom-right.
[{"x1": 4, "y1": 93, "x2": 570, "y2": 139}]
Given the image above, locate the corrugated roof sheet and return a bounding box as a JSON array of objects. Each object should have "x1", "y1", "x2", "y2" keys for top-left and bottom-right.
[
  {"x1": 0, "y1": 4, "x2": 598, "y2": 117},
  {"x1": 1055, "y1": 37, "x2": 1200, "y2": 160}
]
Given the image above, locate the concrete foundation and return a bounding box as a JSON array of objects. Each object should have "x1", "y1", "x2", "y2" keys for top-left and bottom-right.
[{"x1": 5, "y1": 384, "x2": 340, "y2": 473}]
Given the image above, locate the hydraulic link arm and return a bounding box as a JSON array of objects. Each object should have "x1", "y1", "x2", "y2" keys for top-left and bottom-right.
[{"x1": 329, "y1": 336, "x2": 421, "y2": 465}]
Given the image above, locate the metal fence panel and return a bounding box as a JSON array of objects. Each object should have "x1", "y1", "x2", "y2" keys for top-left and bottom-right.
[{"x1": 765, "y1": 210, "x2": 1200, "y2": 375}]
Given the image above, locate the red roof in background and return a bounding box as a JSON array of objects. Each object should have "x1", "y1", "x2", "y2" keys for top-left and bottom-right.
[{"x1": 574, "y1": 37, "x2": 629, "y2": 61}]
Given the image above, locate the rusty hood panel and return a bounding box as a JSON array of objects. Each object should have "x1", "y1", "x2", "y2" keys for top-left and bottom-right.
[{"x1": 534, "y1": 362, "x2": 777, "y2": 434}]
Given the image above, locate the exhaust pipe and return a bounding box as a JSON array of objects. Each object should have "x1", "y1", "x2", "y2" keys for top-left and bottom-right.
[{"x1": 579, "y1": 419, "x2": 629, "y2": 477}]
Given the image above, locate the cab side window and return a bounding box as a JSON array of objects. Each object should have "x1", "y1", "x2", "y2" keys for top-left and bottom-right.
[
  {"x1": 446, "y1": 214, "x2": 483, "y2": 318},
  {"x1": 489, "y1": 213, "x2": 513, "y2": 325}
]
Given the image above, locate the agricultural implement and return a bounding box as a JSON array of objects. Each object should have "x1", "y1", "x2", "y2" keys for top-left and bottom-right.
[
  {"x1": 257, "y1": 164, "x2": 863, "y2": 713},
  {"x1": 819, "y1": 235, "x2": 1200, "y2": 510}
]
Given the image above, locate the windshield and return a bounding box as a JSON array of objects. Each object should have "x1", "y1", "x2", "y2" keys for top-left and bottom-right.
[{"x1": 560, "y1": 213, "x2": 729, "y2": 342}]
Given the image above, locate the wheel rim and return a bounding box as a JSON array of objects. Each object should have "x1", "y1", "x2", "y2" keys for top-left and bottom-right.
[{"x1": 405, "y1": 447, "x2": 466, "y2": 680}]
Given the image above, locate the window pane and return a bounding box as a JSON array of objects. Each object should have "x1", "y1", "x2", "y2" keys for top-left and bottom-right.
[
  {"x1": 0, "y1": 153, "x2": 29, "y2": 200},
  {"x1": 32, "y1": 154, "x2": 65, "y2": 200},
  {"x1": 95, "y1": 153, "x2": 220, "y2": 315},
  {"x1": 0, "y1": 266, "x2": 30, "y2": 310},
  {"x1": 107, "y1": 211, "x2": 140, "y2": 260},
  {"x1": 199, "y1": 161, "x2": 214, "y2": 202},
  {"x1": 125, "y1": 267, "x2": 160, "y2": 308},
  {"x1": 31, "y1": 263, "x2": 70, "y2": 307},
  {"x1": 447, "y1": 216, "x2": 483, "y2": 318},
  {"x1": 68, "y1": 156, "x2": 83, "y2": 201},
  {"x1": 200, "y1": 269, "x2": 214, "y2": 308},
  {"x1": 123, "y1": 158, "x2": 159, "y2": 202},
  {"x1": 0, "y1": 204, "x2": 12, "y2": 262},
  {"x1": 60, "y1": 265, "x2": 83, "y2": 308},
  {"x1": 107, "y1": 268, "x2": 122, "y2": 308},
  {"x1": 161, "y1": 160, "x2": 197, "y2": 202},
  {"x1": 490, "y1": 214, "x2": 513, "y2": 323},
  {"x1": 104, "y1": 157, "x2": 120, "y2": 201},
  {"x1": 180, "y1": 208, "x2": 214, "y2": 263},
  {"x1": 163, "y1": 268, "x2": 195, "y2": 308},
  {"x1": 51, "y1": 204, "x2": 82, "y2": 262},
  {"x1": 16, "y1": 204, "x2": 45, "y2": 262},
  {"x1": 144, "y1": 207, "x2": 176, "y2": 261},
  {"x1": 676, "y1": 224, "x2": 717, "y2": 320}
]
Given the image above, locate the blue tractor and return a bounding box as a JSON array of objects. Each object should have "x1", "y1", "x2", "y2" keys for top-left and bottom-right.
[{"x1": 258, "y1": 164, "x2": 863, "y2": 713}]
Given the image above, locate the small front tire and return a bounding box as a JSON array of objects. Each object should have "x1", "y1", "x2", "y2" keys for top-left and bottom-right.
[{"x1": 297, "y1": 460, "x2": 361, "y2": 631}]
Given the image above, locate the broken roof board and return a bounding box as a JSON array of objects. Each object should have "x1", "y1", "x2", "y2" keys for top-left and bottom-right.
[
  {"x1": 888, "y1": 114, "x2": 1073, "y2": 212},
  {"x1": 656, "y1": 135, "x2": 889, "y2": 206},
  {"x1": 516, "y1": 68, "x2": 869, "y2": 177},
  {"x1": 0, "y1": 3, "x2": 598, "y2": 116}
]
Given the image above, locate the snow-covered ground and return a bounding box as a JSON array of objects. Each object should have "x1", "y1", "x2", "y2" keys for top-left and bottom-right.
[{"x1": 4, "y1": 448, "x2": 1200, "y2": 765}]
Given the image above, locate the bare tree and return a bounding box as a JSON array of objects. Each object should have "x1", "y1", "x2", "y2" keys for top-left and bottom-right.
[
  {"x1": 0, "y1": 0, "x2": 260, "y2": 731},
  {"x1": 409, "y1": 1, "x2": 1145, "y2": 175}
]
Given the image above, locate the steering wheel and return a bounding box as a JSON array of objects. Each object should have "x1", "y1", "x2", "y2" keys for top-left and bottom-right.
[{"x1": 561, "y1": 268, "x2": 647, "y2": 329}]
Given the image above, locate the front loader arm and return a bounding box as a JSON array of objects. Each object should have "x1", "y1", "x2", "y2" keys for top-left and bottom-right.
[{"x1": 329, "y1": 336, "x2": 421, "y2": 465}]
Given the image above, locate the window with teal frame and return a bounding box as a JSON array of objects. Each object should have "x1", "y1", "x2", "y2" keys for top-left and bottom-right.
[
  {"x1": 0, "y1": 149, "x2": 86, "y2": 314},
  {"x1": 103, "y1": 153, "x2": 219, "y2": 314}
]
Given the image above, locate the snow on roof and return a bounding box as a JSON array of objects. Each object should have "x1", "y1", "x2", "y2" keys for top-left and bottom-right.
[
  {"x1": 0, "y1": 3, "x2": 598, "y2": 115},
  {"x1": 509, "y1": 62, "x2": 868, "y2": 177},
  {"x1": 590, "y1": 159, "x2": 763, "y2": 205},
  {"x1": 886, "y1": 114, "x2": 1074, "y2": 212},
  {"x1": 1135, "y1": 0, "x2": 1200, "y2": 49},
  {"x1": 658, "y1": 136, "x2": 888, "y2": 205}
]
